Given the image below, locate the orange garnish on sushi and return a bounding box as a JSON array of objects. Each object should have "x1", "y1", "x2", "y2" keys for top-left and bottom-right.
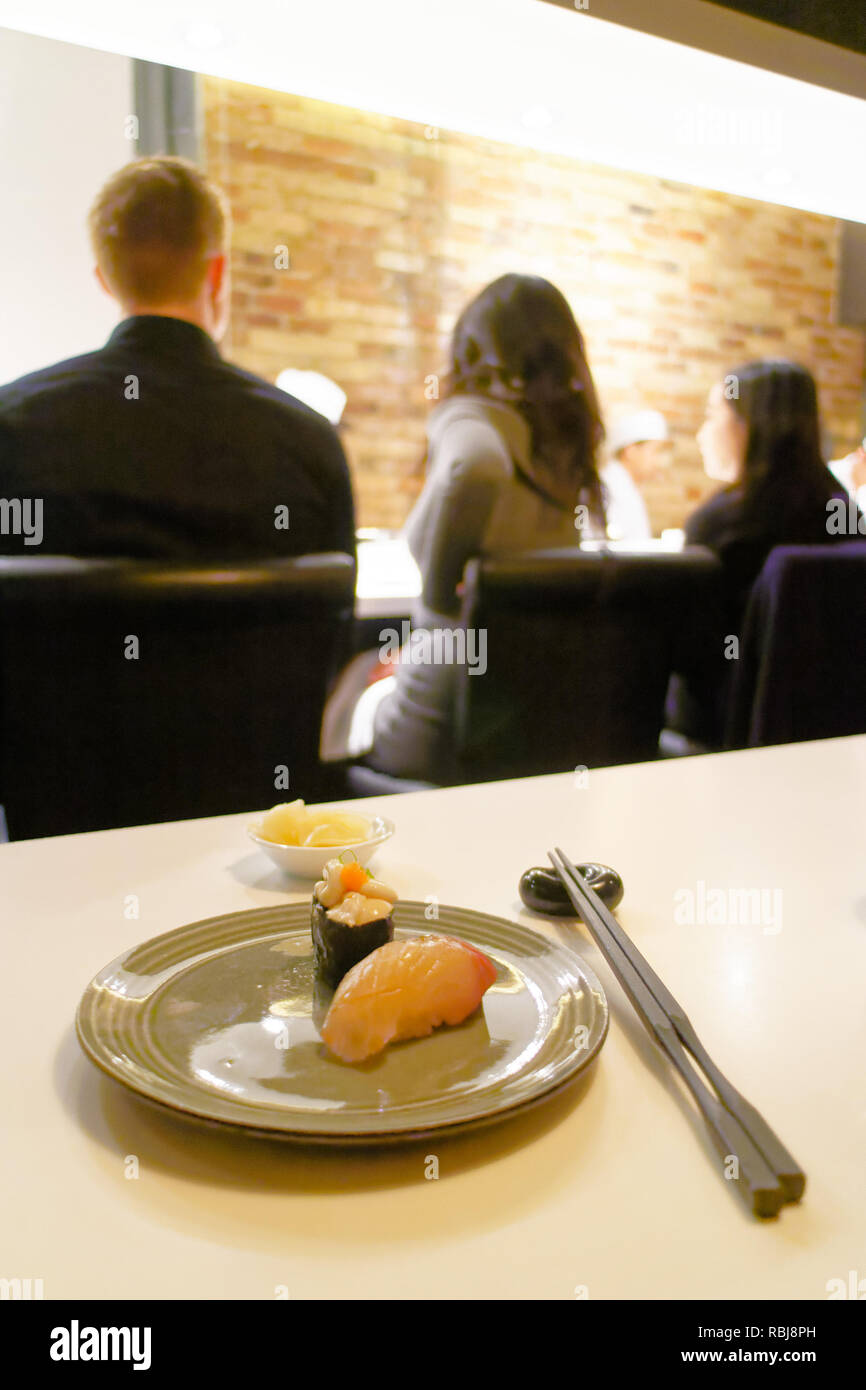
[{"x1": 340, "y1": 860, "x2": 370, "y2": 894}]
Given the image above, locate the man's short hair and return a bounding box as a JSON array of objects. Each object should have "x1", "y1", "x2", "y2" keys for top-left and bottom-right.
[{"x1": 88, "y1": 156, "x2": 229, "y2": 306}]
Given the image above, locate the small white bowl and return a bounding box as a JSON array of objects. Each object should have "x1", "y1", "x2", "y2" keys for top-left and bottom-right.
[{"x1": 247, "y1": 813, "x2": 395, "y2": 880}]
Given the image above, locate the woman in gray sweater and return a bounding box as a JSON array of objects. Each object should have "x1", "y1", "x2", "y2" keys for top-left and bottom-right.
[{"x1": 359, "y1": 273, "x2": 607, "y2": 780}]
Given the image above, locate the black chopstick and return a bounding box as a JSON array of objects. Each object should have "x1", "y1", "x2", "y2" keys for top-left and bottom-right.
[
  {"x1": 550, "y1": 848, "x2": 806, "y2": 1217},
  {"x1": 552, "y1": 848, "x2": 806, "y2": 1203},
  {"x1": 549, "y1": 850, "x2": 783, "y2": 1218}
]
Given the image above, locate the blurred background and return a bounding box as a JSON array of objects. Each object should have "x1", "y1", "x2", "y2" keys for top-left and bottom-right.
[{"x1": 1, "y1": 0, "x2": 865, "y2": 536}]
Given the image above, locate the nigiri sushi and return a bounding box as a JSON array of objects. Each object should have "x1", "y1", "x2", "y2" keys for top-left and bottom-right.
[
  {"x1": 311, "y1": 855, "x2": 398, "y2": 986},
  {"x1": 321, "y1": 934, "x2": 497, "y2": 1063}
]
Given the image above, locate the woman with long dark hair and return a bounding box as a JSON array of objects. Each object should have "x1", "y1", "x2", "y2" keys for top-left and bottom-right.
[
  {"x1": 351, "y1": 272, "x2": 606, "y2": 780},
  {"x1": 667, "y1": 358, "x2": 853, "y2": 745},
  {"x1": 439, "y1": 272, "x2": 605, "y2": 513}
]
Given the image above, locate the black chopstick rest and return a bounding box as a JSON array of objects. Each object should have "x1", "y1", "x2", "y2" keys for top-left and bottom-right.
[{"x1": 519, "y1": 862, "x2": 624, "y2": 916}]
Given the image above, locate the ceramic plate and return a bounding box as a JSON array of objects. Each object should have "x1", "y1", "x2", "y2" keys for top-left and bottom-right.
[{"x1": 75, "y1": 903, "x2": 608, "y2": 1142}]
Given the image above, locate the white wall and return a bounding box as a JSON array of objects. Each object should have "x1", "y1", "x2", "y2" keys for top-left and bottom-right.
[{"x1": 0, "y1": 28, "x2": 131, "y2": 383}]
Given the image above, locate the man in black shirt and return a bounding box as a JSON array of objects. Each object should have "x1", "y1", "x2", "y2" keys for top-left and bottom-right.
[{"x1": 0, "y1": 156, "x2": 356, "y2": 562}]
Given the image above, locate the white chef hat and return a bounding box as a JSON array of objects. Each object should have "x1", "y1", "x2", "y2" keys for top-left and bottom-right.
[
  {"x1": 607, "y1": 410, "x2": 668, "y2": 457},
  {"x1": 276, "y1": 369, "x2": 347, "y2": 425}
]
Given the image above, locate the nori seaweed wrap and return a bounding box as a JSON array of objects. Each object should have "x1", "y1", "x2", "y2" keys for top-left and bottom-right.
[{"x1": 311, "y1": 856, "x2": 397, "y2": 987}]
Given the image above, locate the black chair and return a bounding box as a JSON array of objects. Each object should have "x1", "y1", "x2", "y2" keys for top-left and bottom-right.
[
  {"x1": 454, "y1": 546, "x2": 722, "y2": 780},
  {"x1": 0, "y1": 553, "x2": 355, "y2": 839},
  {"x1": 725, "y1": 541, "x2": 866, "y2": 749},
  {"x1": 349, "y1": 546, "x2": 721, "y2": 791}
]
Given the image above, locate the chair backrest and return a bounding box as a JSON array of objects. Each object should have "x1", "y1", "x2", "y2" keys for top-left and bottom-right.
[
  {"x1": 725, "y1": 541, "x2": 866, "y2": 749},
  {"x1": 453, "y1": 546, "x2": 721, "y2": 782},
  {"x1": 0, "y1": 553, "x2": 355, "y2": 838}
]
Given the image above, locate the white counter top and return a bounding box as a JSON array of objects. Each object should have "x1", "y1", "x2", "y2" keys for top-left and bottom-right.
[{"x1": 2, "y1": 735, "x2": 864, "y2": 1299}]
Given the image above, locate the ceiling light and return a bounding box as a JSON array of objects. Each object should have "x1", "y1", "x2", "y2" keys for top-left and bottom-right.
[
  {"x1": 521, "y1": 105, "x2": 555, "y2": 131},
  {"x1": 183, "y1": 21, "x2": 225, "y2": 49},
  {"x1": 2, "y1": 0, "x2": 865, "y2": 221}
]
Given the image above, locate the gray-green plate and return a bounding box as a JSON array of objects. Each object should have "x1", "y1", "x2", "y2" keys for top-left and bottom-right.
[{"x1": 75, "y1": 903, "x2": 609, "y2": 1142}]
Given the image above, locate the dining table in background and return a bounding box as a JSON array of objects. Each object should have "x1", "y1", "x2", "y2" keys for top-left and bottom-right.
[
  {"x1": 354, "y1": 532, "x2": 421, "y2": 622},
  {"x1": 352, "y1": 529, "x2": 686, "y2": 620},
  {"x1": 2, "y1": 735, "x2": 864, "y2": 1300}
]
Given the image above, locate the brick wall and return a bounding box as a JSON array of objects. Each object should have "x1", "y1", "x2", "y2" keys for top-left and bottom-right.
[{"x1": 202, "y1": 76, "x2": 866, "y2": 533}]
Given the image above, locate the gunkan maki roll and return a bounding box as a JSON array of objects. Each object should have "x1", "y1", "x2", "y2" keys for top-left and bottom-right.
[{"x1": 311, "y1": 855, "x2": 397, "y2": 987}]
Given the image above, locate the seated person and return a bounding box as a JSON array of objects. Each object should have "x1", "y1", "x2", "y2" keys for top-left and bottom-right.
[
  {"x1": 0, "y1": 156, "x2": 355, "y2": 562},
  {"x1": 667, "y1": 359, "x2": 854, "y2": 747},
  {"x1": 602, "y1": 409, "x2": 669, "y2": 540},
  {"x1": 336, "y1": 272, "x2": 607, "y2": 781}
]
